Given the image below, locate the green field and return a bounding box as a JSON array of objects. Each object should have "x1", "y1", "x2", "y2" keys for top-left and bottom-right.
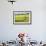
[{"x1": 15, "y1": 14, "x2": 29, "y2": 22}]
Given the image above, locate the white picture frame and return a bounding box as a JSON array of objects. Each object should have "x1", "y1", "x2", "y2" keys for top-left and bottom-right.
[{"x1": 13, "y1": 11, "x2": 32, "y2": 25}]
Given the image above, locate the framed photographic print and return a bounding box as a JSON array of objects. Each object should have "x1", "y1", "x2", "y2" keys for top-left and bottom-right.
[{"x1": 13, "y1": 11, "x2": 32, "y2": 25}]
